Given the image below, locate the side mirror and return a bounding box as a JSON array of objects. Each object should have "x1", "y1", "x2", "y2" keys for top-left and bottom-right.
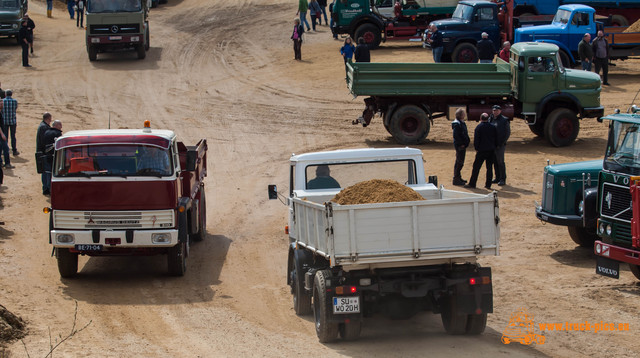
[
  {"x1": 268, "y1": 185, "x2": 278, "y2": 200},
  {"x1": 186, "y1": 150, "x2": 197, "y2": 171}
]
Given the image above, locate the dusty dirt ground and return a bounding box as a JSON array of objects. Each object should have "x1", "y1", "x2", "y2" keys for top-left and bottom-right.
[{"x1": 1, "y1": 0, "x2": 640, "y2": 356}]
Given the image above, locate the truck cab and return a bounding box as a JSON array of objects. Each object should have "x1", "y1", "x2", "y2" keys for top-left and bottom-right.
[
  {"x1": 47, "y1": 123, "x2": 207, "y2": 277},
  {"x1": 85, "y1": 0, "x2": 150, "y2": 61},
  {"x1": 0, "y1": 0, "x2": 26, "y2": 43}
]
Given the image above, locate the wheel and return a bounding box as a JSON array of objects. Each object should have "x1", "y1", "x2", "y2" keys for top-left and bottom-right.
[
  {"x1": 88, "y1": 45, "x2": 97, "y2": 61},
  {"x1": 191, "y1": 189, "x2": 207, "y2": 242},
  {"x1": 145, "y1": 23, "x2": 150, "y2": 51},
  {"x1": 559, "y1": 50, "x2": 572, "y2": 68},
  {"x1": 383, "y1": 110, "x2": 392, "y2": 134},
  {"x1": 339, "y1": 320, "x2": 362, "y2": 341},
  {"x1": 466, "y1": 313, "x2": 487, "y2": 335},
  {"x1": 629, "y1": 264, "x2": 640, "y2": 280},
  {"x1": 567, "y1": 226, "x2": 597, "y2": 248},
  {"x1": 440, "y1": 294, "x2": 468, "y2": 335},
  {"x1": 528, "y1": 122, "x2": 544, "y2": 137},
  {"x1": 168, "y1": 241, "x2": 187, "y2": 276},
  {"x1": 389, "y1": 104, "x2": 430, "y2": 144},
  {"x1": 354, "y1": 23, "x2": 382, "y2": 49},
  {"x1": 611, "y1": 15, "x2": 629, "y2": 27},
  {"x1": 452, "y1": 43, "x2": 478, "y2": 63},
  {"x1": 57, "y1": 248, "x2": 78, "y2": 278},
  {"x1": 313, "y1": 269, "x2": 339, "y2": 343},
  {"x1": 136, "y1": 44, "x2": 146, "y2": 59},
  {"x1": 292, "y1": 250, "x2": 312, "y2": 315},
  {"x1": 544, "y1": 108, "x2": 579, "y2": 147}
]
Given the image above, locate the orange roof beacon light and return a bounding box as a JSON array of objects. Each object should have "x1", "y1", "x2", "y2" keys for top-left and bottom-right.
[{"x1": 144, "y1": 120, "x2": 151, "y2": 128}]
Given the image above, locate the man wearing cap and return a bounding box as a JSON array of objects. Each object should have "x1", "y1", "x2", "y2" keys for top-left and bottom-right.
[
  {"x1": 477, "y1": 32, "x2": 496, "y2": 63},
  {"x1": 490, "y1": 105, "x2": 510, "y2": 186},
  {"x1": 465, "y1": 113, "x2": 498, "y2": 190},
  {"x1": 578, "y1": 33, "x2": 593, "y2": 71}
]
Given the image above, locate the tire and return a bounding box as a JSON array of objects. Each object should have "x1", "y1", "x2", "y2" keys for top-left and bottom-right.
[
  {"x1": 136, "y1": 44, "x2": 146, "y2": 59},
  {"x1": 354, "y1": 23, "x2": 382, "y2": 50},
  {"x1": 88, "y1": 45, "x2": 97, "y2": 61},
  {"x1": 528, "y1": 122, "x2": 545, "y2": 137},
  {"x1": 559, "y1": 50, "x2": 572, "y2": 68},
  {"x1": 168, "y1": 241, "x2": 187, "y2": 276},
  {"x1": 452, "y1": 43, "x2": 478, "y2": 63},
  {"x1": 440, "y1": 294, "x2": 468, "y2": 335},
  {"x1": 389, "y1": 104, "x2": 430, "y2": 144},
  {"x1": 466, "y1": 313, "x2": 487, "y2": 335},
  {"x1": 611, "y1": 15, "x2": 629, "y2": 27},
  {"x1": 57, "y1": 248, "x2": 78, "y2": 278},
  {"x1": 339, "y1": 320, "x2": 362, "y2": 341},
  {"x1": 292, "y1": 250, "x2": 312, "y2": 316},
  {"x1": 191, "y1": 189, "x2": 207, "y2": 242},
  {"x1": 567, "y1": 226, "x2": 597, "y2": 248},
  {"x1": 629, "y1": 264, "x2": 640, "y2": 280},
  {"x1": 313, "y1": 269, "x2": 338, "y2": 343},
  {"x1": 145, "y1": 26, "x2": 150, "y2": 51},
  {"x1": 544, "y1": 108, "x2": 579, "y2": 147}
]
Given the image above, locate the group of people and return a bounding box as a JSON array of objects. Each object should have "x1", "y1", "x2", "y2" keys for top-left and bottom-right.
[
  {"x1": 579, "y1": 31, "x2": 610, "y2": 85},
  {"x1": 297, "y1": 0, "x2": 328, "y2": 32},
  {"x1": 451, "y1": 106, "x2": 510, "y2": 190}
]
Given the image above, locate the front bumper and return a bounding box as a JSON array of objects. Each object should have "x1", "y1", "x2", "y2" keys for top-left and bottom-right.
[
  {"x1": 535, "y1": 206, "x2": 583, "y2": 226},
  {"x1": 594, "y1": 240, "x2": 640, "y2": 265},
  {"x1": 582, "y1": 106, "x2": 605, "y2": 119},
  {"x1": 51, "y1": 229, "x2": 179, "y2": 249}
]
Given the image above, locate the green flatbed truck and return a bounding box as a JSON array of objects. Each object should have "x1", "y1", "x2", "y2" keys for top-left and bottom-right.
[{"x1": 348, "y1": 42, "x2": 604, "y2": 147}]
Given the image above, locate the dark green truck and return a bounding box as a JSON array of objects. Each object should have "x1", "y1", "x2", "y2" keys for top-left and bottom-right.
[
  {"x1": 0, "y1": 0, "x2": 26, "y2": 43},
  {"x1": 348, "y1": 42, "x2": 603, "y2": 147}
]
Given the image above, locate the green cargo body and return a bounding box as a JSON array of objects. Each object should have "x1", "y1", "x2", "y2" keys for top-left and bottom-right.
[{"x1": 347, "y1": 62, "x2": 513, "y2": 97}]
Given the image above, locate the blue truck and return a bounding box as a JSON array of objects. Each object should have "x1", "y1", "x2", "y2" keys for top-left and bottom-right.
[
  {"x1": 513, "y1": 0, "x2": 640, "y2": 26},
  {"x1": 515, "y1": 4, "x2": 640, "y2": 67}
]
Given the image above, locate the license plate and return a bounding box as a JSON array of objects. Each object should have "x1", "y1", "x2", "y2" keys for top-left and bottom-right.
[
  {"x1": 333, "y1": 296, "x2": 360, "y2": 314},
  {"x1": 596, "y1": 256, "x2": 619, "y2": 279},
  {"x1": 109, "y1": 36, "x2": 122, "y2": 41},
  {"x1": 75, "y1": 244, "x2": 103, "y2": 251}
]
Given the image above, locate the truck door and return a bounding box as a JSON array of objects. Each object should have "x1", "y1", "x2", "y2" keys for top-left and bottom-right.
[
  {"x1": 569, "y1": 11, "x2": 595, "y2": 52},
  {"x1": 474, "y1": 6, "x2": 500, "y2": 44},
  {"x1": 521, "y1": 56, "x2": 559, "y2": 101}
]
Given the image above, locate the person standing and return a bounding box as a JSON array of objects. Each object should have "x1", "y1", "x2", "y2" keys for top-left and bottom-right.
[
  {"x1": 465, "y1": 113, "x2": 498, "y2": 190},
  {"x1": 489, "y1": 105, "x2": 510, "y2": 186},
  {"x1": 76, "y1": 0, "x2": 86, "y2": 28},
  {"x1": 47, "y1": 0, "x2": 53, "y2": 18},
  {"x1": 37, "y1": 112, "x2": 53, "y2": 195},
  {"x1": 579, "y1": 33, "x2": 593, "y2": 71},
  {"x1": 340, "y1": 37, "x2": 355, "y2": 63},
  {"x1": 24, "y1": 14, "x2": 35, "y2": 55},
  {"x1": 1, "y1": 90, "x2": 19, "y2": 156},
  {"x1": 354, "y1": 37, "x2": 370, "y2": 62},
  {"x1": 318, "y1": 0, "x2": 328, "y2": 26},
  {"x1": 291, "y1": 18, "x2": 304, "y2": 61},
  {"x1": 297, "y1": 0, "x2": 311, "y2": 32},
  {"x1": 18, "y1": 20, "x2": 30, "y2": 67},
  {"x1": 43, "y1": 120, "x2": 63, "y2": 192},
  {"x1": 592, "y1": 30, "x2": 610, "y2": 85},
  {"x1": 427, "y1": 24, "x2": 443, "y2": 63},
  {"x1": 309, "y1": 0, "x2": 321, "y2": 31},
  {"x1": 499, "y1": 41, "x2": 510, "y2": 62},
  {"x1": 0, "y1": 130, "x2": 11, "y2": 169},
  {"x1": 477, "y1": 32, "x2": 496, "y2": 63},
  {"x1": 452, "y1": 108, "x2": 470, "y2": 186},
  {"x1": 67, "y1": 0, "x2": 75, "y2": 19},
  {"x1": 329, "y1": 0, "x2": 337, "y2": 39}
]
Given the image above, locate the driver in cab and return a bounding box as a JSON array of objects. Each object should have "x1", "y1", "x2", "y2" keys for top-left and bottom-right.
[
  {"x1": 307, "y1": 164, "x2": 340, "y2": 189},
  {"x1": 136, "y1": 146, "x2": 170, "y2": 175}
]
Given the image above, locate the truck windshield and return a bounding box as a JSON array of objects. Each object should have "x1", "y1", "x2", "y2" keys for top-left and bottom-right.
[
  {"x1": 0, "y1": 0, "x2": 19, "y2": 9},
  {"x1": 54, "y1": 144, "x2": 173, "y2": 177},
  {"x1": 88, "y1": 0, "x2": 141, "y2": 13},
  {"x1": 552, "y1": 9, "x2": 571, "y2": 25},
  {"x1": 305, "y1": 160, "x2": 418, "y2": 190},
  {"x1": 452, "y1": 4, "x2": 473, "y2": 21},
  {"x1": 604, "y1": 122, "x2": 640, "y2": 174}
]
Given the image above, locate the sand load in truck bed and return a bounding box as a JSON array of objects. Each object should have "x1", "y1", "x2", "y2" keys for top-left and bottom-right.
[{"x1": 331, "y1": 179, "x2": 425, "y2": 205}]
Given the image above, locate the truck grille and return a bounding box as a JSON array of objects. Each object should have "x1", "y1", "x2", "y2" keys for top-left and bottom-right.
[
  {"x1": 89, "y1": 23, "x2": 140, "y2": 35},
  {"x1": 54, "y1": 210, "x2": 174, "y2": 229},
  {"x1": 614, "y1": 223, "x2": 632, "y2": 244},
  {"x1": 0, "y1": 23, "x2": 17, "y2": 30},
  {"x1": 542, "y1": 173, "x2": 554, "y2": 212},
  {"x1": 600, "y1": 183, "x2": 632, "y2": 223}
]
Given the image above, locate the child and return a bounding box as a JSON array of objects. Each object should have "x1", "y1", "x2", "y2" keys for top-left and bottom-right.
[{"x1": 340, "y1": 37, "x2": 355, "y2": 64}]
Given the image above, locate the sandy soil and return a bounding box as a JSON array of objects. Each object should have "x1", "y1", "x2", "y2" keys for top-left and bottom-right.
[{"x1": 1, "y1": 0, "x2": 640, "y2": 356}]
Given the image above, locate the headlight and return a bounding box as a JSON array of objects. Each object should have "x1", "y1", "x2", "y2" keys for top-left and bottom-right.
[
  {"x1": 606, "y1": 225, "x2": 612, "y2": 236},
  {"x1": 56, "y1": 234, "x2": 75, "y2": 244},
  {"x1": 131, "y1": 36, "x2": 140, "y2": 42},
  {"x1": 152, "y1": 233, "x2": 171, "y2": 244},
  {"x1": 595, "y1": 243, "x2": 602, "y2": 254},
  {"x1": 599, "y1": 223, "x2": 605, "y2": 234},
  {"x1": 12, "y1": 24, "x2": 18, "y2": 29}
]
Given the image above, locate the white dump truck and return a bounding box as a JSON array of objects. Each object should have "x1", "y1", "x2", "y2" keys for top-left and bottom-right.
[{"x1": 268, "y1": 147, "x2": 500, "y2": 342}]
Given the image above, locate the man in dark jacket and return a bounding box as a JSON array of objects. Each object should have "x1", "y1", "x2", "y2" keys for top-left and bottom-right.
[
  {"x1": 23, "y1": 14, "x2": 35, "y2": 54},
  {"x1": 592, "y1": 30, "x2": 609, "y2": 85},
  {"x1": 37, "y1": 112, "x2": 52, "y2": 194},
  {"x1": 354, "y1": 37, "x2": 370, "y2": 62},
  {"x1": 578, "y1": 33, "x2": 593, "y2": 71},
  {"x1": 489, "y1": 105, "x2": 510, "y2": 186},
  {"x1": 477, "y1": 32, "x2": 496, "y2": 63},
  {"x1": 42, "y1": 120, "x2": 62, "y2": 193},
  {"x1": 465, "y1": 113, "x2": 498, "y2": 189},
  {"x1": 18, "y1": 20, "x2": 30, "y2": 67},
  {"x1": 452, "y1": 108, "x2": 470, "y2": 186}
]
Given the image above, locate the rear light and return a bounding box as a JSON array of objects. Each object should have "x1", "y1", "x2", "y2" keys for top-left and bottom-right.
[
  {"x1": 285, "y1": 225, "x2": 289, "y2": 234},
  {"x1": 335, "y1": 286, "x2": 357, "y2": 294},
  {"x1": 469, "y1": 277, "x2": 491, "y2": 285},
  {"x1": 350, "y1": 286, "x2": 357, "y2": 293},
  {"x1": 482, "y1": 276, "x2": 491, "y2": 285},
  {"x1": 469, "y1": 278, "x2": 477, "y2": 285}
]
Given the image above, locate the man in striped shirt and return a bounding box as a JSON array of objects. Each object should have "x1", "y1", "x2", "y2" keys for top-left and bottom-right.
[{"x1": 0, "y1": 90, "x2": 19, "y2": 156}]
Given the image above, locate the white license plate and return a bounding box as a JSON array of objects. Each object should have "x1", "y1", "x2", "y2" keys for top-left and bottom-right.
[
  {"x1": 109, "y1": 36, "x2": 122, "y2": 40},
  {"x1": 333, "y1": 296, "x2": 360, "y2": 314},
  {"x1": 75, "y1": 244, "x2": 103, "y2": 251}
]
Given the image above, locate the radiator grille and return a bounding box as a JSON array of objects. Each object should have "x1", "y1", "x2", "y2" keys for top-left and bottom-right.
[
  {"x1": 54, "y1": 210, "x2": 174, "y2": 229},
  {"x1": 600, "y1": 183, "x2": 632, "y2": 223}
]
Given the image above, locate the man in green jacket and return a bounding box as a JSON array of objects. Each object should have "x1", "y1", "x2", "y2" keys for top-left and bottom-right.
[
  {"x1": 578, "y1": 33, "x2": 593, "y2": 71},
  {"x1": 297, "y1": 0, "x2": 311, "y2": 31}
]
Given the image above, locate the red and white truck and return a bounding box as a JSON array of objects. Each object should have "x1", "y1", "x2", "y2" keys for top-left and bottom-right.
[{"x1": 45, "y1": 121, "x2": 207, "y2": 277}]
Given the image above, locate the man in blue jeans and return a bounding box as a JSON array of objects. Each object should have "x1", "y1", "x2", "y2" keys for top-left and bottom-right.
[
  {"x1": 297, "y1": 0, "x2": 311, "y2": 31},
  {"x1": 67, "y1": 0, "x2": 75, "y2": 19},
  {"x1": 427, "y1": 24, "x2": 443, "y2": 63},
  {"x1": 1, "y1": 90, "x2": 19, "y2": 156}
]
